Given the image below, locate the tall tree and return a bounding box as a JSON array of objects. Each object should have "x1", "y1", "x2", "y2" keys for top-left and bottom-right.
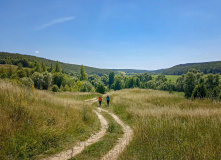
[
  {"x1": 80, "y1": 65, "x2": 88, "y2": 81},
  {"x1": 42, "y1": 63, "x2": 47, "y2": 72},
  {"x1": 55, "y1": 61, "x2": 62, "y2": 73},
  {"x1": 184, "y1": 72, "x2": 196, "y2": 98},
  {"x1": 109, "y1": 72, "x2": 115, "y2": 89}
]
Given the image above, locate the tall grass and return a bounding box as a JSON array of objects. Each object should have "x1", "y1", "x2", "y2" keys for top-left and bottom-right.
[
  {"x1": 108, "y1": 89, "x2": 221, "y2": 159},
  {"x1": 0, "y1": 79, "x2": 99, "y2": 159}
]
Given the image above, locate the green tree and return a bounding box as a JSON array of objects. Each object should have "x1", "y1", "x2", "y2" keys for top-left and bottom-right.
[
  {"x1": 114, "y1": 79, "x2": 123, "y2": 90},
  {"x1": 74, "y1": 81, "x2": 82, "y2": 91},
  {"x1": 42, "y1": 72, "x2": 52, "y2": 90},
  {"x1": 52, "y1": 85, "x2": 59, "y2": 92},
  {"x1": 96, "y1": 81, "x2": 106, "y2": 94},
  {"x1": 35, "y1": 61, "x2": 42, "y2": 72},
  {"x1": 55, "y1": 61, "x2": 62, "y2": 73},
  {"x1": 64, "y1": 84, "x2": 70, "y2": 91},
  {"x1": 17, "y1": 69, "x2": 27, "y2": 78},
  {"x1": 80, "y1": 81, "x2": 94, "y2": 92},
  {"x1": 53, "y1": 72, "x2": 64, "y2": 88},
  {"x1": 31, "y1": 72, "x2": 44, "y2": 89},
  {"x1": 101, "y1": 74, "x2": 109, "y2": 86},
  {"x1": 20, "y1": 77, "x2": 34, "y2": 88},
  {"x1": 184, "y1": 72, "x2": 196, "y2": 98},
  {"x1": 42, "y1": 63, "x2": 47, "y2": 72},
  {"x1": 80, "y1": 65, "x2": 88, "y2": 81},
  {"x1": 156, "y1": 74, "x2": 167, "y2": 83},
  {"x1": 191, "y1": 84, "x2": 207, "y2": 99},
  {"x1": 126, "y1": 77, "x2": 136, "y2": 88},
  {"x1": 109, "y1": 72, "x2": 115, "y2": 89},
  {"x1": 176, "y1": 75, "x2": 185, "y2": 92}
]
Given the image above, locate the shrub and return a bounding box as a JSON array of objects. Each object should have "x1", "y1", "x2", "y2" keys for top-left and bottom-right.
[
  {"x1": 20, "y1": 77, "x2": 34, "y2": 88},
  {"x1": 96, "y1": 81, "x2": 106, "y2": 94},
  {"x1": 52, "y1": 85, "x2": 59, "y2": 92},
  {"x1": 80, "y1": 81, "x2": 94, "y2": 92},
  {"x1": 191, "y1": 84, "x2": 207, "y2": 99}
]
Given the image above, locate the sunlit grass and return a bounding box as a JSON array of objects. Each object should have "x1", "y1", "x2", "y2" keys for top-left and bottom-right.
[
  {"x1": 108, "y1": 88, "x2": 221, "y2": 159},
  {"x1": 152, "y1": 75, "x2": 180, "y2": 83},
  {"x1": 0, "y1": 79, "x2": 100, "y2": 159}
]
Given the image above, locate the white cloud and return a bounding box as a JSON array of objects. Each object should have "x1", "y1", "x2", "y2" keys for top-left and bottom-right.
[
  {"x1": 35, "y1": 51, "x2": 39, "y2": 54},
  {"x1": 35, "y1": 16, "x2": 75, "y2": 30}
]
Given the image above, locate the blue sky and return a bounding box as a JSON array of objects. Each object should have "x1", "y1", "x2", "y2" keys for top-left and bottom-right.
[{"x1": 0, "y1": 0, "x2": 221, "y2": 70}]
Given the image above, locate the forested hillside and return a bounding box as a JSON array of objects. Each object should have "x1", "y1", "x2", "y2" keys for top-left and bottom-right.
[
  {"x1": 162, "y1": 61, "x2": 221, "y2": 75},
  {"x1": 0, "y1": 52, "x2": 152, "y2": 75},
  {"x1": 0, "y1": 52, "x2": 112, "y2": 76}
]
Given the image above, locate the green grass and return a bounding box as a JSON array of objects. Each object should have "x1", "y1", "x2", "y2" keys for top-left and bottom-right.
[
  {"x1": 72, "y1": 111, "x2": 123, "y2": 160},
  {"x1": 0, "y1": 79, "x2": 100, "y2": 160},
  {"x1": 55, "y1": 92, "x2": 100, "y2": 101},
  {"x1": 107, "y1": 88, "x2": 221, "y2": 159},
  {"x1": 152, "y1": 75, "x2": 180, "y2": 83}
]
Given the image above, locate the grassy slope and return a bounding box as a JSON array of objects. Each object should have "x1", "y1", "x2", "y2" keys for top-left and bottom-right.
[
  {"x1": 0, "y1": 80, "x2": 100, "y2": 160},
  {"x1": 107, "y1": 89, "x2": 221, "y2": 159}
]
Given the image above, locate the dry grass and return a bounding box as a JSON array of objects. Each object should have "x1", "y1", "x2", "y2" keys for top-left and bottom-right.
[
  {"x1": 0, "y1": 79, "x2": 100, "y2": 160},
  {"x1": 108, "y1": 88, "x2": 221, "y2": 159}
]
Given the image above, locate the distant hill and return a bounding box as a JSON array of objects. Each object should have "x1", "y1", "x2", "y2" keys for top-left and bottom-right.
[
  {"x1": 0, "y1": 52, "x2": 151, "y2": 75},
  {"x1": 161, "y1": 61, "x2": 221, "y2": 75},
  {"x1": 1, "y1": 52, "x2": 220, "y2": 75}
]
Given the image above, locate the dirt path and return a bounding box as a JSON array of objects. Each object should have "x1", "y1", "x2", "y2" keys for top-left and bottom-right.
[
  {"x1": 41, "y1": 109, "x2": 108, "y2": 160},
  {"x1": 42, "y1": 97, "x2": 133, "y2": 160},
  {"x1": 99, "y1": 108, "x2": 133, "y2": 160}
]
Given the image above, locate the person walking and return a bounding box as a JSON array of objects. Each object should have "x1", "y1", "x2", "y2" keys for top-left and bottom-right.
[
  {"x1": 98, "y1": 96, "x2": 102, "y2": 107},
  {"x1": 106, "y1": 95, "x2": 110, "y2": 107}
]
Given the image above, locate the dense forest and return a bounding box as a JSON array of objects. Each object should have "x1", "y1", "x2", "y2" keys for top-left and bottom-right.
[
  {"x1": 162, "y1": 61, "x2": 221, "y2": 75},
  {"x1": 0, "y1": 62, "x2": 220, "y2": 101},
  {"x1": 0, "y1": 52, "x2": 151, "y2": 75},
  {"x1": 1, "y1": 52, "x2": 221, "y2": 76}
]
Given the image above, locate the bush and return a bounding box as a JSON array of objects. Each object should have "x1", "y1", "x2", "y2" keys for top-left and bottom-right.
[
  {"x1": 96, "y1": 81, "x2": 106, "y2": 94},
  {"x1": 52, "y1": 85, "x2": 59, "y2": 92},
  {"x1": 20, "y1": 77, "x2": 34, "y2": 88},
  {"x1": 80, "y1": 81, "x2": 93, "y2": 92},
  {"x1": 191, "y1": 84, "x2": 207, "y2": 99}
]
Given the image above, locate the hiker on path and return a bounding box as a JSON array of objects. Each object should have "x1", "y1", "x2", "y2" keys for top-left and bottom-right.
[
  {"x1": 106, "y1": 95, "x2": 110, "y2": 107},
  {"x1": 98, "y1": 96, "x2": 102, "y2": 107}
]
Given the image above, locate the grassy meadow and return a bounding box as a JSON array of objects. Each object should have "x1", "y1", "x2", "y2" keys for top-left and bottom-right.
[
  {"x1": 105, "y1": 88, "x2": 221, "y2": 159},
  {"x1": 152, "y1": 75, "x2": 180, "y2": 83},
  {"x1": 0, "y1": 79, "x2": 100, "y2": 160}
]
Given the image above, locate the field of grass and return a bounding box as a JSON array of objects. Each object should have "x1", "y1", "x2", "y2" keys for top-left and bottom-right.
[
  {"x1": 152, "y1": 75, "x2": 180, "y2": 83},
  {"x1": 0, "y1": 79, "x2": 100, "y2": 159},
  {"x1": 107, "y1": 88, "x2": 221, "y2": 159}
]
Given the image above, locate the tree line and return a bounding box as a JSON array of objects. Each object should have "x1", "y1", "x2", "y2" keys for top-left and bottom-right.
[{"x1": 0, "y1": 58, "x2": 220, "y2": 100}]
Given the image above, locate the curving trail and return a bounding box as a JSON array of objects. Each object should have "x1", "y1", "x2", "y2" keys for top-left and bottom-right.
[
  {"x1": 41, "y1": 97, "x2": 133, "y2": 160},
  {"x1": 41, "y1": 110, "x2": 108, "y2": 160},
  {"x1": 99, "y1": 108, "x2": 133, "y2": 160}
]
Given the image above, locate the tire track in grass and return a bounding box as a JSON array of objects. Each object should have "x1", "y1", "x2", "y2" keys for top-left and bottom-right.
[
  {"x1": 87, "y1": 98, "x2": 134, "y2": 160},
  {"x1": 41, "y1": 98, "x2": 108, "y2": 160},
  {"x1": 99, "y1": 108, "x2": 133, "y2": 160}
]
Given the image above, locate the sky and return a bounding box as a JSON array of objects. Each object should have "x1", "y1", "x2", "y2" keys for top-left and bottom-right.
[{"x1": 0, "y1": 0, "x2": 221, "y2": 70}]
